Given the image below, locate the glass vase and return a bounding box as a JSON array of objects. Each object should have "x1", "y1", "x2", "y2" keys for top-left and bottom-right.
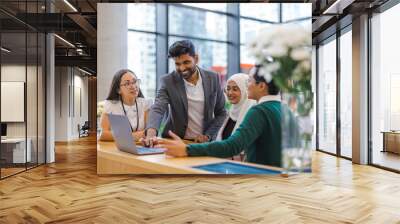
[{"x1": 281, "y1": 93, "x2": 313, "y2": 174}]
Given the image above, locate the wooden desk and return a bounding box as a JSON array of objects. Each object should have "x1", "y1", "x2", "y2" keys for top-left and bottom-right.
[
  {"x1": 382, "y1": 131, "x2": 400, "y2": 154},
  {"x1": 97, "y1": 141, "x2": 282, "y2": 175},
  {"x1": 1, "y1": 138, "x2": 32, "y2": 164}
]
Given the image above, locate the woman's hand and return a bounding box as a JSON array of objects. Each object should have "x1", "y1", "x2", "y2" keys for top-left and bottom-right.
[{"x1": 155, "y1": 131, "x2": 188, "y2": 157}]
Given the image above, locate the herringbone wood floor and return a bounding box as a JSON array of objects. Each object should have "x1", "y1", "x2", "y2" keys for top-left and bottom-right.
[{"x1": 1, "y1": 136, "x2": 400, "y2": 223}]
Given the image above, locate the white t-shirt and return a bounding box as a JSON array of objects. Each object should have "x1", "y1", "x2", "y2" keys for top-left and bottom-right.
[
  {"x1": 183, "y1": 71, "x2": 205, "y2": 139},
  {"x1": 104, "y1": 98, "x2": 152, "y2": 131}
]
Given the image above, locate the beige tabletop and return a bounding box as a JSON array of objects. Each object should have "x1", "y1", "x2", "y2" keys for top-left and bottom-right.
[{"x1": 97, "y1": 140, "x2": 282, "y2": 175}]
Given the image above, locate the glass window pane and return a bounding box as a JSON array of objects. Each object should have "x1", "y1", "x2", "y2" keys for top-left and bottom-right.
[
  {"x1": 128, "y1": 3, "x2": 156, "y2": 32},
  {"x1": 318, "y1": 38, "x2": 337, "y2": 154},
  {"x1": 240, "y1": 45, "x2": 256, "y2": 74},
  {"x1": 371, "y1": 4, "x2": 400, "y2": 171},
  {"x1": 1, "y1": 31, "x2": 28, "y2": 177},
  {"x1": 180, "y1": 3, "x2": 226, "y2": 12},
  {"x1": 312, "y1": 46, "x2": 317, "y2": 151},
  {"x1": 240, "y1": 3, "x2": 280, "y2": 22},
  {"x1": 240, "y1": 18, "x2": 272, "y2": 44},
  {"x1": 282, "y1": 3, "x2": 312, "y2": 22},
  {"x1": 287, "y1": 19, "x2": 312, "y2": 30},
  {"x1": 168, "y1": 37, "x2": 227, "y2": 83},
  {"x1": 127, "y1": 31, "x2": 157, "y2": 99},
  {"x1": 340, "y1": 29, "x2": 352, "y2": 158},
  {"x1": 169, "y1": 5, "x2": 227, "y2": 41}
]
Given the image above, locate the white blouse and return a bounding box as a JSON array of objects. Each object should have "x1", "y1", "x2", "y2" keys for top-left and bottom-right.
[{"x1": 104, "y1": 98, "x2": 152, "y2": 131}]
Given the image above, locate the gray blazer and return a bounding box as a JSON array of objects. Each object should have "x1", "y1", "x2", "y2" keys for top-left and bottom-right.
[{"x1": 147, "y1": 67, "x2": 227, "y2": 140}]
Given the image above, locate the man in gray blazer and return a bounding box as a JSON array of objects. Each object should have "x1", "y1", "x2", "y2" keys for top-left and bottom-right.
[{"x1": 144, "y1": 40, "x2": 227, "y2": 146}]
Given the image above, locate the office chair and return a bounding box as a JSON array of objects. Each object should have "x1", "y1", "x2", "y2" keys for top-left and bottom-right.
[{"x1": 78, "y1": 121, "x2": 90, "y2": 138}]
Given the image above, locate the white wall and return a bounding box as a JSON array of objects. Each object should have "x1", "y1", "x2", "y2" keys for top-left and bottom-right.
[
  {"x1": 1, "y1": 65, "x2": 33, "y2": 137},
  {"x1": 97, "y1": 3, "x2": 128, "y2": 102},
  {"x1": 71, "y1": 73, "x2": 89, "y2": 138},
  {"x1": 54, "y1": 67, "x2": 89, "y2": 141},
  {"x1": 1, "y1": 64, "x2": 46, "y2": 164},
  {"x1": 54, "y1": 67, "x2": 69, "y2": 141}
]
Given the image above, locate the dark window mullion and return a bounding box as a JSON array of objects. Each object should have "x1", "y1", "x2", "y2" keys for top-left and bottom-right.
[
  {"x1": 156, "y1": 3, "x2": 168, "y2": 90},
  {"x1": 0, "y1": 28, "x2": 2, "y2": 179},
  {"x1": 168, "y1": 34, "x2": 230, "y2": 45},
  {"x1": 36, "y1": 29, "x2": 39, "y2": 167},
  {"x1": 316, "y1": 45, "x2": 320, "y2": 150},
  {"x1": 367, "y1": 12, "x2": 373, "y2": 165},
  {"x1": 337, "y1": 29, "x2": 341, "y2": 157},
  {"x1": 282, "y1": 17, "x2": 313, "y2": 24},
  {"x1": 25, "y1": 0, "x2": 28, "y2": 171},
  {"x1": 128, "y1": 29, "x2": 158, "y2": 35},
  {"x1": 227, "y1": 3, "x2": 240, "y2": 77},
  {"x1": 239, "y1": 15, "x2": 280, "y2": 24}
]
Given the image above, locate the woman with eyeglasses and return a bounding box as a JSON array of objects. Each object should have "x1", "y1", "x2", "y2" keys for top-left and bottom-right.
[
  {"x1": 216, "y1": 73, "x2": 256, "y2": 160},
  {"x1": 99, "y1": 69, "x2": 150, "y2": 141}
]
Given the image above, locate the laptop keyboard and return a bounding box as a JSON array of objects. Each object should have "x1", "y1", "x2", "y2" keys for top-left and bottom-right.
[{"x1": 137, "y1": 147, "x2": 163, "y2": 153}]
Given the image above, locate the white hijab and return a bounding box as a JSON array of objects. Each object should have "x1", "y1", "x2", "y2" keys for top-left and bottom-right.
[
  {"x1": 216, "y1": 73, "x2": 256, "y2": 140},
  {"x1": 228, "y1": 73, "x2": 250, "y2": 121}
]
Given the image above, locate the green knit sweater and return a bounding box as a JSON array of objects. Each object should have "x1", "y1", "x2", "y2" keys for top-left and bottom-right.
[{"x1": 187, "y1": 101, "x2": 284, "y2": 167}]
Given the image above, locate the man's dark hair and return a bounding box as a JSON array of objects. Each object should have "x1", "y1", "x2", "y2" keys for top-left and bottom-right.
[
  {"x1": 168, "y1": 40, "x2": 196, "y2": 58},
  {"x1": 106, "y1": 69, "x2": 144, "y2": 101},
  {"x1": 252, "y1": 64, "x2": 280, "y2": 95}
]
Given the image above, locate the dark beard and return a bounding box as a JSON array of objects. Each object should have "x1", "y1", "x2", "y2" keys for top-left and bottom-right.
[{"x1": 179, "y1": 67, "x2": 196, "y2": 80}]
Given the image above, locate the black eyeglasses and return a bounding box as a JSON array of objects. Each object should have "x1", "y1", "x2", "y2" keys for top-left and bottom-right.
[{"x1": 120, "y1": 79, "x2": 141, "y2": 87}]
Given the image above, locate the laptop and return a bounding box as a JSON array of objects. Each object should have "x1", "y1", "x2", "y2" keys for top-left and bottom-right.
[{"x1": 108, "y1": 113, "x2": 165, "y2": 155}]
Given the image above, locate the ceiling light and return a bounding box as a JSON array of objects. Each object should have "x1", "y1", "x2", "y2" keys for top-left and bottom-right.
[
  {"x1": 1, "y1": 47, "x2": 11, "y2": 53},
  {"x1": 63, "y1": 0, "x2": 78, "y2": 12},
  {"x1": 54, "y1": 34, "x2": 75, "y2": 48}
]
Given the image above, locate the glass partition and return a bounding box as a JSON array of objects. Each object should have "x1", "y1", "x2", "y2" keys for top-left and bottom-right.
[
  {"x1": 339, "y1": 28, "x2": 352, "y2": 158},
  {"x1": 317, "y1": 37, "x2": 337, "y2": 155},
  {"x1": 1, "y1": 31, "x2": 28, "y2": 177},
  {"x1": 0, "y1": 1, "x2": 46, "y2": 178}
]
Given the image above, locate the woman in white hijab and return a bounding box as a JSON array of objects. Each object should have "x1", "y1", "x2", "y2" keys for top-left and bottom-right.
[{"x1": 216, "y1": 73, "x2": 256, "y2": 144}]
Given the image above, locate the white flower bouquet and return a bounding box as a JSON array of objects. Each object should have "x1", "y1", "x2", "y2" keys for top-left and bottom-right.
[
  {"x1": 248, "y1": 24, "x2": 312, "y2": 116},
  {"x1": 248, "y1": 24, "x2": 313, "y2": 173}
]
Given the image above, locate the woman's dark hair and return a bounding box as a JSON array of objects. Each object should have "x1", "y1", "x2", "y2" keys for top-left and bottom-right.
[
  {"x1": 106, "y1": 69, "x2": 144, "y2": 101},
  {"x1": 168, "y1": 40, "x2": 196, "y2": 58},
  {"x1": 253, "y1": 64, "x2": 280, "y2": 95}
]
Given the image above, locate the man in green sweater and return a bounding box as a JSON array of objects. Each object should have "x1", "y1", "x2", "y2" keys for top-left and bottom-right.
[{"x1": 155, "y1": 65, "x2": 291, "y2": 167}]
